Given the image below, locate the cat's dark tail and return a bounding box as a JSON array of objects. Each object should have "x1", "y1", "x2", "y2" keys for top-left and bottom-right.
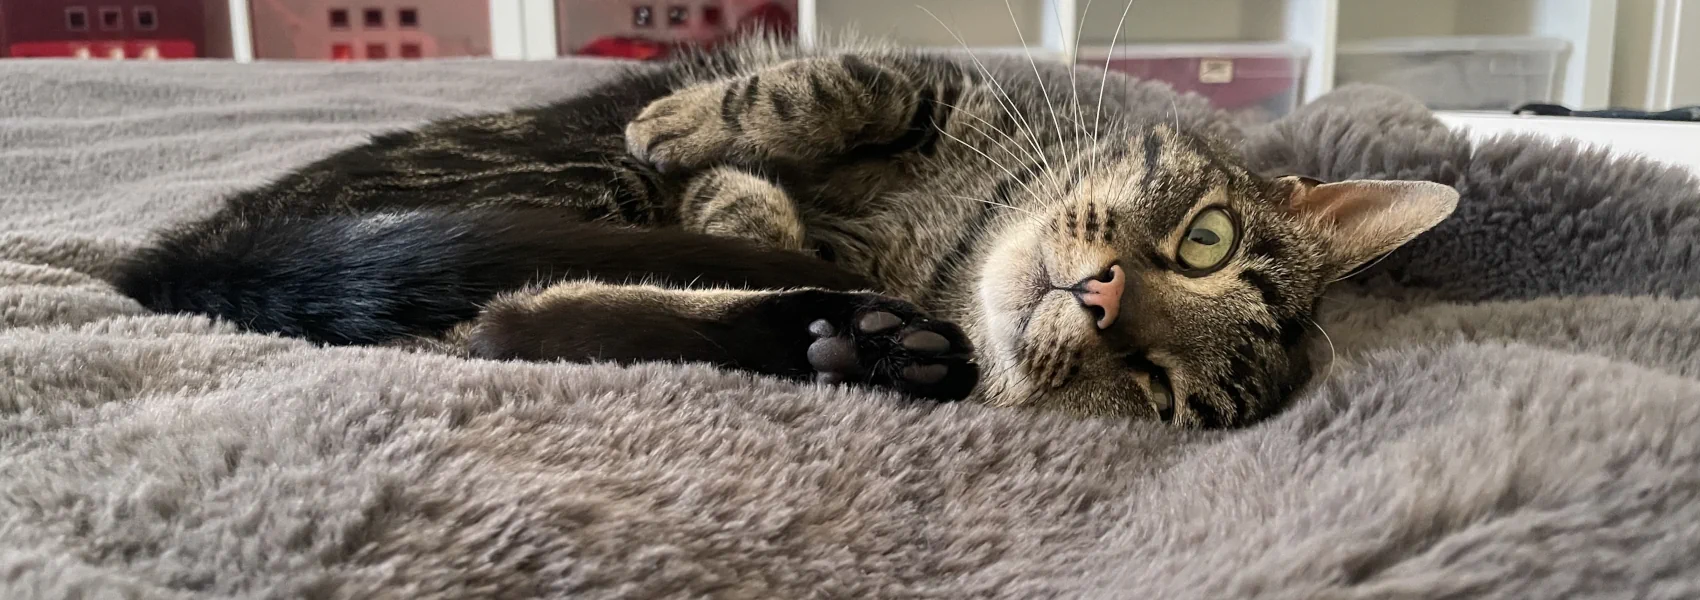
[{"x1": 110, "y1": 208, "x2": 871, "y2": 345}]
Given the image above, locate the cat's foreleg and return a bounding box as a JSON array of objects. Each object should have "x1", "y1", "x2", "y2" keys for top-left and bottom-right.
[
  {"x1": 678, "y1": 166, "x2": 808, "y2": 252},
  {"x1": 626, "y1": 54, "x2": 949, "y2": 170},
  {"x1": 462, "y1": 280, "x2": 979, "y2": 401}
]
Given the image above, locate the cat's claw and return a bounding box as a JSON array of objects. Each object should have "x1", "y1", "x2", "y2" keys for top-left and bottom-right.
[{"x1": 804, "y1": 305, "x2": 978, "y2": 402}]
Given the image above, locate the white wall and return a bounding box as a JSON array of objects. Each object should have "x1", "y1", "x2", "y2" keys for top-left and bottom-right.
[{"x1": 1568, "y1": 0, "x2": 1699, "y2": 109}]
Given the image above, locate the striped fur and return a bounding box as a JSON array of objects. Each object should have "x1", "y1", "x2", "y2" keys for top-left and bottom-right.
[{"x1": 114, "y1": 36, "x2": 1457, "y2": 428}]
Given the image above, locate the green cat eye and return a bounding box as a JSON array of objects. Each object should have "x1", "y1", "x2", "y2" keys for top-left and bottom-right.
[{"x1": 1175, "y1": 208, "x2": 1239, "y2": 274}]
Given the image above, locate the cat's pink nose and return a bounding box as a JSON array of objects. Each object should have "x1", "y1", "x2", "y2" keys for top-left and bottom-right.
[{"x1": 1074, "y1": 264, "x2": 1124, "y2": 330}]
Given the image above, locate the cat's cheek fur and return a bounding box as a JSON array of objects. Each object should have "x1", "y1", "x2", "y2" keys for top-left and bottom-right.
[
  {"x1": 1004, "y1": 358, "x2": 1156, "y2": 418},
  {"x1": 974, "y1": 223, "x2": 1050, "y2": 363},
  {"x1": 1015, "y1": 293, "x2": 1101, "y2": 390}
]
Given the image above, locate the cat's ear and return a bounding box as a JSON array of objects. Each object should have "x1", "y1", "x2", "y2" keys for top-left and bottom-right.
[{"x1": 1274, "y1": 176, "x2": 1459, "y2": 279}]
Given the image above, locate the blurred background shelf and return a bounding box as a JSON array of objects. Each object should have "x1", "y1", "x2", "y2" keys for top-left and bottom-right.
[
  {"x1": 792, "y1": 0, "x2": 1621, "y2": 114},
  {"x1": 794, "y1": 0, "x2": 1700, "y2": 117},
  {"x1": 1, "y1": 0, "x2": 1693, "y2": 115}
]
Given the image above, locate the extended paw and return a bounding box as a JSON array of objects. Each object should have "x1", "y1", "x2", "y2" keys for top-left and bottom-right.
[
  {"x1": 625, "y1": 84, "x2": 736, "y2": 173},
  {"x1": 801, "y1": 296, "x2": 978, "y2": 402}
]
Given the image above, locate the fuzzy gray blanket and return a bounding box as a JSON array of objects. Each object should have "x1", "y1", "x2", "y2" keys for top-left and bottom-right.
[{"x1": 2, "y1": 56, "x2": 1698, "y2": 600}]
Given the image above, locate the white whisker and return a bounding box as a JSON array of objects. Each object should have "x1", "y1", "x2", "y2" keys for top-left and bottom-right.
[
  {"x1": 918, "y1": 6, "x2": 1058, "y2": 184},
  {"x1": 1005, "y1": 0, "x2": 1066, "y2": 150},
  {"x1": 931, "y1": 98, "x2": 1044, "y2": 170},
  {"x1": 935, "y1": 123, "x2": 1050, "y2": 206},
  {"x1": 1061, "y1": 0, "x2": 1094, "y2": 151},
  {"x1": 1003, "y1": 0, "x2": 1076, "y2": 200},
  {"x1": 1331, "y1": 248, "x2": 1400, "y2": 284},
  {"x1": 932, "y1": 121, "x2": 1034, "y2": 194},
  {"x1": 1068, "y1": 0, "x2": 1096, "y2": 174},
  {"x1": 1305, "y1": 317, "x2": 1337, "y2": 387},
  {"x1": 1093, "y1": 0, "x2": 1141, "y2": 145},
  {"x1": 1168, "y1": 84, "x2": 1182, "y2": 132},
  {"x1": 941, "y1": 193, "x2": 1036, "y2": 216}
]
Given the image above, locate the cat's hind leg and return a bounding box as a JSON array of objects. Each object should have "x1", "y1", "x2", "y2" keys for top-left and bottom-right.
[{"x1": 463, "y1": 281, "x2": 979, "y2": 401}]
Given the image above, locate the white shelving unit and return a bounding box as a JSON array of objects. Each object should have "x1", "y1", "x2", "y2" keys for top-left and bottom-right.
[
  {"x1": 477, "y1": 0, "x2": 1695, "y2": 109},
  {"x1": 489, "y1": 0, "x2": 560, "y2": 60},
  {"x1": 1613, "y1": 0, "x2": 1700, "y2": 110},
  {"x1": 788, "y1": 0, "x2": 1618, "y2": 108}
]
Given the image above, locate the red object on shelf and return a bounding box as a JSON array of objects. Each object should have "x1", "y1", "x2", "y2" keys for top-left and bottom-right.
[
  {"x1": 0, "y1": 0, "x2": 206, "y2": 59},
  {"x1": 8, "y1": 39, "x2": 196, "y2": 59},
  {"x1": 577, "y1": 35, "x2": 677, "y2": 61},
  {"x1": 735, "y1": 1, "x2": 792, "y2": 39}
]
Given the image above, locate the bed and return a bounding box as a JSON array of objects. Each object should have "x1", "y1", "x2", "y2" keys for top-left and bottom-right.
[{"x1": 2, "y1": 56, "x2": 1698, "y2": 599}]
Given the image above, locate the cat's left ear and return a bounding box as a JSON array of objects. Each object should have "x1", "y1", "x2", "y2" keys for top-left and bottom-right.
[{"x1": 1274, "y1": 175, "x2": 1459, "y2": 279}]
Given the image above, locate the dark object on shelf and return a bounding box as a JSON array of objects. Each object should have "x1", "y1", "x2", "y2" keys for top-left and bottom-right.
[
  {"x1": 0, "y1": 0, "x2": 205, "y2": 59},
  {"x1": 1513, "y1": 103, "x2": 1700, "y2": 122}
]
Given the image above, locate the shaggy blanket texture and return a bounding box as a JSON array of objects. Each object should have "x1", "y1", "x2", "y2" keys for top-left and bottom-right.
[{"x1": 2, "y1": 56, "x2": 1698, "y2": 600}]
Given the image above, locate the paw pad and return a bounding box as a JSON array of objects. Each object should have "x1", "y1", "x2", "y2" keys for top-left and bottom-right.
[{"x1": 802, "y1": 300, "x2": 978, "y2": 401}]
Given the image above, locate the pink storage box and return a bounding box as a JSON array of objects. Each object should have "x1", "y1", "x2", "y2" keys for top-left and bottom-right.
[{"x1": 1076, "y1": 42, "x2": 1309, "y2": 121}]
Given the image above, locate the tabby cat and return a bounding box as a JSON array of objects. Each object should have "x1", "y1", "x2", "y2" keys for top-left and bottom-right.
[{"x1": 113, "y1": 38, "x2": 1458, "y2": 428}]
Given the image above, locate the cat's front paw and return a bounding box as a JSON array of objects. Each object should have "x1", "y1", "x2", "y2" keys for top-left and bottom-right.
[
  {"x1": 625, "y1": 84, "x2": 735, "y2": 173},
  {"x1": 800, "y1": 294, "x2": 979, "y2": 402}
]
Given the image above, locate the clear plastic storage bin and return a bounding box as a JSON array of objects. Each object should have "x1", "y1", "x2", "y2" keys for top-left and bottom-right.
[
  {"x1": 1075, "y1": 42, "x2": 1310, "y2": 123},
  {"x1": 1334, "y1": 36, "x2": 1568, "y2": 111},
  {"x1": 922, "y1": 46, "x2": 1065, "y2": 62}
]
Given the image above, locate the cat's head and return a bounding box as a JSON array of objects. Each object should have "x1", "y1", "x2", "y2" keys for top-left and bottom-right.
[{"x1": 973, "y1": 125, "x2": 1457, "y2": 427}]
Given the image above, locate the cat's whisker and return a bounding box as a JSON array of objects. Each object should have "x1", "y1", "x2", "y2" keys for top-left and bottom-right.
[
  {"x1": 939, "y1": 138, "x2": 1049, "y2": 211},
  {"x1": 935, "y1": 3, "x2": 1062, "y2": 197},
  {"x1": 928, "y1": 111, "x2": 1048, "y2": 201},
  {"x1": 1059, "y1": 0, "x2": 1094, "y2": 163},
  {"x1": 1001, "y1": 0, "x2": 1084, "y2": 202},
  {"x1": 1167, "y1": 86, "x2": 1182, "y2": 132},
  {"x1": 945, "y1": 123, "x2": 1029, "y2": 175},
  {"x1": 1331, "y1": 248, "x2": 1401, "y2": 284},
  {"x1": 1093, "y1": 0, "x2": 1141, "y2": 147},
  {"x1": 1304, "y1": 316, "x2": 1338, "y2": 388},
  {"x1": 1003, "y1": 0, "x2": 1068, "y2": 153},
  {"x1": 932, "y1": 98, "x2": 1046, "y2": 171},
  {"x1": 941, "y1": 193, "x2": 1035, "y2": 216},
  {"x1": 918, "y1": 7, "x2": 1057, "y2": 177}
]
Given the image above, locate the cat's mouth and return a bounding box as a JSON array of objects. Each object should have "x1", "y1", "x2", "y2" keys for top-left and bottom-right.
[{"x1": 988, "y1": 257, "x2": 1104, "y2": 362}]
